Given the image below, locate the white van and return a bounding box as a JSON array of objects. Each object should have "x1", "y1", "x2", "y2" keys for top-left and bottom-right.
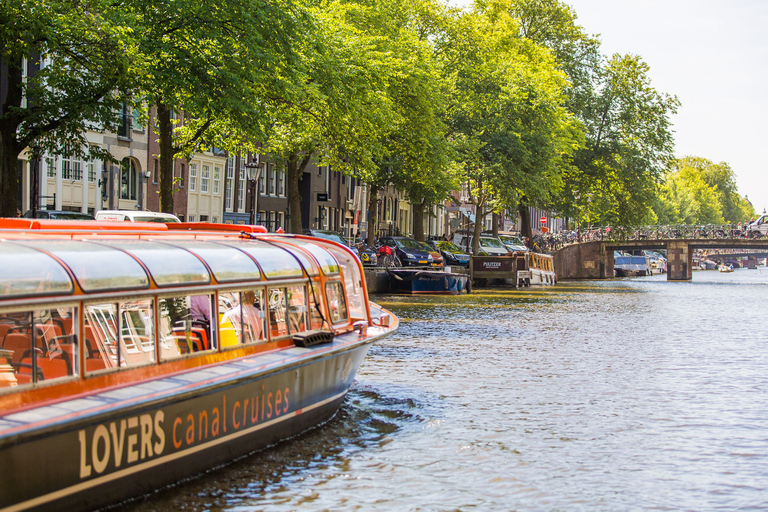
[
  {"x1": 96, "y1": 210, "x2": 181, "y2": 223},
  {"x1": 456, "y1": 235, "x2": 509, "y2": 256},
  {"x1": 747, "y1": 214, "x2": 768, "y2": 236}
]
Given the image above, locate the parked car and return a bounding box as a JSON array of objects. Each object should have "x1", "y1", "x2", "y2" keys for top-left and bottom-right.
[
  {"x1": 95, "y1": 210, "x2": 181, "y2": 223},
  {"x1": 456, "y1": 235, "x2": 509, "y2": 256},
  {"x1": 378, "y1": 236, "x2": 434, "y2": 267},
  {"x1": 429, "y1": 240, "x2": 470, "y2": 267},
  {"x1": 497, "y1": 234, "x2": 528, "y2": 252},
  {"x1": 416, "y1": 241, "x2": 444, "y2": 268},
  {"x1": 22, "y1": 210, "x2": 95, "y2": 220}
]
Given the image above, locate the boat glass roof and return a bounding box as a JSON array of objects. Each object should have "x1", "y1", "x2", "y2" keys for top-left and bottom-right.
[
  {"x1": 13, "y1": 240, "x2": 150, "y2": 292},
  {"x1": 0, "y1": 243, "x2": 74, "y2": 297},
  {"x1": 283, "y1": 239, "x2": 340, "y2": 276},
  {"x1": 219, "y1": 240, "x2": 305, "y2": 279},
  {"x1": 158, "y1": 240, "x2": 262, "y2": 282},
  {"x1": 92, "y1": 240, "x2": 210, "y2": 287}
]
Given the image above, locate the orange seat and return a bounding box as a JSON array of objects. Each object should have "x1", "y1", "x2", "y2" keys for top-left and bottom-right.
[
  {"x1": 2, "y1": 333, "x2": 31, "y2": 365},
  {"x1": 19, "y1": 355, "x2": 71, "y2": 380}
]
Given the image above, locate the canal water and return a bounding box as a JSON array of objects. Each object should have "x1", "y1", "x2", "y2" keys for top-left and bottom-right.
[{"x1": 121, "y1": 268, "x2": 768, "y2": 511}]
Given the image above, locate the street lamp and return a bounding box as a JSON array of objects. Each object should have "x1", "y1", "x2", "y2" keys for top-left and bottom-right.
[
  {"x1": 244, "y1": 156, "x2": 264, "y2": 225},
  {"x1": 98, "y1": 169, "x2": 109, "y2": 203}
]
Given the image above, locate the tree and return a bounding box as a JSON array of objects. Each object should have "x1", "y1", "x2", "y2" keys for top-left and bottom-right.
[
  {"x1": 566, "y1": 54, "x2": 680, "y2": 227},
  {"x1": 654, "y1": 156, "x2": 755, "y2": 224},
  {"x1": 446, "y1": 0, "x2": 578, "y2": 250},
  {"x1": 128, "y1": 0, "x2": 313, "y2": 213},
  {"x1": 0, "y1": 0, "x2": 134, "y2": 216}
]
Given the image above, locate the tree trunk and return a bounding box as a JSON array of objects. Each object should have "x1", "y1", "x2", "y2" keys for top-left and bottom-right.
[
  {"x1": 472, "y1": 203, "x2": 485, "y2": 255},
  {"x1": 0, "y1": 59, "x2": 23, "y2": 217},
  {"x1": 286, "y1": 153, "x2": 311, "y2": 234},
  {"x1": 156, "y1": 102, "x2": 174, "y2": 214},
  {"x1": 491, "y1": 212, "x2": 499, "y2": 236},
  {"x1": 412, "y1": 199, "x2": 427, "y2": 241},
  {"x1": 518, "y1": 202, "x2": 532, "y2": 245},
  {"x1": 366, "y1": 183, "x2": 380, "y2": 246}
]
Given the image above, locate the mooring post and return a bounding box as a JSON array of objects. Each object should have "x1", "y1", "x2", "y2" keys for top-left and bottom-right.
[{"x1": 667, "y1": 241, "x2": 692, "y2": 281}]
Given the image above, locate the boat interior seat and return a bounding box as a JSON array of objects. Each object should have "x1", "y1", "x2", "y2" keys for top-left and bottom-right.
[
  {"x1": 18, "y1": 352, "x2": 73, "y2": 381},
  {"x1": 2, "y1": 333, "x2": 32, "y2": 365}
]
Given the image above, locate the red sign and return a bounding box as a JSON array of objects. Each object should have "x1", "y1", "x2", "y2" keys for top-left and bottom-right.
[
  {"x1": 353, "y1": 210, "x2": 359, "y2": 225},
  {"x1": 540, "y1": 216, "x2": 547, "y2": 224}
]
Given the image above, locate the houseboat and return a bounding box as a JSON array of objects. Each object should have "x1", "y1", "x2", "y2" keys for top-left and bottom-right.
[
  {"x1": 527, "y1": 252, "x2": 556, "y2": 285},
  {"x1": 386, "y1": 269, "x2": 470, "y2": 294},
  {"x1": 469, "y1": 251, "x2": 555, "y2": 288},
  {"x1": 0, "y1": 218, "x2": 398, "y2": 512}
]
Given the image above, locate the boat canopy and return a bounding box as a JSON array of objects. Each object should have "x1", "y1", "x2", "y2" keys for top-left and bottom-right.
[{"x1": 0, "y1": 237, "x2": 344, "y2": 299}]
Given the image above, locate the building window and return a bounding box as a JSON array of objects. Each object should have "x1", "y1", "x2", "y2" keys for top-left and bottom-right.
[
  {"x1": 325, "y1": 166, "x2": 331, "y2": 198},
  {"x1": 347, "y1": 176, "x2": 355, "y2": 202},
  {"x1": 212, "y1": 216, "x2": 218, "y2": 223},
  {"x1": 62, "y1": 156, "x2": 82, "y2": 181},
  {"x1": 132, "y1": 105, "x2": 144, "y2": 133},
  {"x1": 153, "y1": 159, "x2": 158, "y2": 184},
  {"x1": 213, "y1": 166, "x2": 220, "y2": 194},
  {"x1": 117, "y1": 103, "x2": 131, "y2": 139},
  {"x1": 189, "y1": 163, "x2": 197, "y2": 191},
  {"x1": 278, "y1": 211, "x2": 285, "y2": 230},
  {"x1": 268, "y1": 166, "x2": 275, "y2": 196},
  {"x1": 120, "y1": 158, "x2": 137, "y2": 200},
  {"x1": 188, "y1": 215, "x2": 196, "y2": 222},
  {"x1": 201, "y1": 164, "x2": 209, "y2": 193},
  {"x1": 225, "y1": 158, "x2": 234, "y2": 211},
  {"x1": 200, "y1": 215, "x2": 209, "y2": 222},
  {"x1": 277, "y1": 171, "x2": 285, "y2": 197},
  {"x1": 87, "y1": 160, "x2": 95, "y2": 182},
  {"x1": 46, "y1": 157, "x2": 56, "y2": 178},
  {"x1": 238, "y1": 161, "x2": 245, "y2": 212},
  {"x1": 179, "y1": 163, "x2": 185, "y2": 188}
]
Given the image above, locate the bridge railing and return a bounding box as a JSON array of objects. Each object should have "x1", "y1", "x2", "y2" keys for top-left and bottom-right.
[{"x1": 534, "y1": 224, "x2": 761, "y2": 251}]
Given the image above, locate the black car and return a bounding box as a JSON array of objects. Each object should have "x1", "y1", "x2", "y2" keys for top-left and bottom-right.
[
  {"x1": 429, "y1": 240, "x2": 470, "y2": 267},
  {"x1": 378, "y1": 236, "x2": 433, "y2": 267},
  {"x1": 22, "y1": 209, "x2": 95, "y2": 220}
]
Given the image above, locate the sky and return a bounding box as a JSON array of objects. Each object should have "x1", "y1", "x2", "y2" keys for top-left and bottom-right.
[
  {"x1": 565, "y1": 0, "x2": 768, "y2": 216},
  {"x1": 451, "y1": 0, "x2": 768, "y2": 216}
]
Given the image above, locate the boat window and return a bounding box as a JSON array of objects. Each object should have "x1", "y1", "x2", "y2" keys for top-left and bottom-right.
[
  {"x1": 93, "y1": 241, "x2": 210, "y2": 287},
  {"x1": 318, "y1": 245, "x2": 365, "y2": 321},
  {"x1": 287, "y1": 285, "x2": 308, "y2": 334},
  {"x1": 325, "y1": 281, "x2": 348, "y2": 325},
  {"x1": 0, "y1": 243, "x2": 74, "y2": 298},
  {"x1": 14, "y1": 240, "x2": 149, "y2": 292},
  {"x1": 220, "y1": 240, "x2": 304, "y2": 279},
  {"x1": 0, "y1": 307, "x2": 79, "y2": 388},
  {"x1": 308, "y1": 283, "x2": 327, "y2": 330},
  {"x1": 158, "y1": 294, "x2": 215, "y2": 359},
  {"x1": 161, "y1": 241, "x2": 262, "y2": 282},
  {"x1": 84, "y1": 300, "x2": 157, "y2": 371},
  {"x1": 218, "y1": 289, "x2": 265, "y2": 347},
  {"x1": 267, "y1": 288, "x2": 290, "y2": 338},
  {"x1": 281, "y1": 240, "x2": 339, "y2": 276}
]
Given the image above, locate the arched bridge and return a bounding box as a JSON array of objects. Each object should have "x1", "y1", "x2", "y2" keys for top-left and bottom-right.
[{"x1": 552, "y1": 230, "x2": 768, "y2": 281}]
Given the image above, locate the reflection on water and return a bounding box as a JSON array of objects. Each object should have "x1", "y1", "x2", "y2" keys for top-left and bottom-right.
[{"x1": 118, "y1": 269, "x2": 768, "y2": 511}]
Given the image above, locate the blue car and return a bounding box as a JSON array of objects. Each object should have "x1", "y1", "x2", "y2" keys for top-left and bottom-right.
[{"x1": 378, "y1": 236, "x2": 433, "y2": 267}]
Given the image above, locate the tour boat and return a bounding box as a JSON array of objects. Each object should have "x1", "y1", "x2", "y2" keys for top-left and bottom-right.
[{"x1": 0, "y1": 218, "x2": 398, "y2": 512}]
